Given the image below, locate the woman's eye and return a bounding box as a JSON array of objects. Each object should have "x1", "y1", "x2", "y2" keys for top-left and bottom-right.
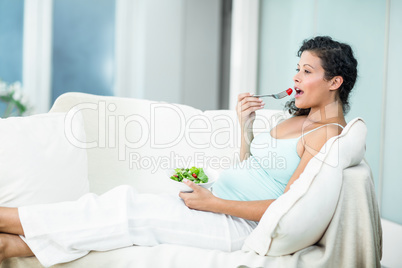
[
  {"x1": 304, "y1": 69, "x2": 311, "y2": 74},
  {"x1": 295, "y1": 68, "x2": 300, "y2": 72}
]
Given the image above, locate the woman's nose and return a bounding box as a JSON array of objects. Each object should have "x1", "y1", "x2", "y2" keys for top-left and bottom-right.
[{"x1": 293, "y1": 73, "x2": 300, "y2": 83}]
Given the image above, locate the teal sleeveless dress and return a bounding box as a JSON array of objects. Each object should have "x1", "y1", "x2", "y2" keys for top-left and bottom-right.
[{"x1": 212, "y1": 123, "x2": 344, "y2": 201}]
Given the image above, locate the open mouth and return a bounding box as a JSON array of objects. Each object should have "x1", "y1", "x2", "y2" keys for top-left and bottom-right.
[{"x1": 295, "y1": 88, "x2": 304, "y2": 97}]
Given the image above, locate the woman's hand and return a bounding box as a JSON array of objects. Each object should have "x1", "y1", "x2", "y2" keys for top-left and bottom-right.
[
  {"x1": 179, "y1": 179, "x2": 218, "y2": 212},
  {"x1": 236, "y1": 93, "x2": 264, "y2": 161},
  {"x1": 236, "y1": 93, "x2": 265, "y2": 130}
]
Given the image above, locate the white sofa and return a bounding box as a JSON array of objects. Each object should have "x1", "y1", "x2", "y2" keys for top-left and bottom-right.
[{"x1": 0, "y1": 93, "x2": 382, "y2": 267}]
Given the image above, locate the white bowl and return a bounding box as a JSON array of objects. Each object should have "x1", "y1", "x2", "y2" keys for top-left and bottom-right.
[{"x1": 165, "y1": 168, "x2": 219, "y2": 192}]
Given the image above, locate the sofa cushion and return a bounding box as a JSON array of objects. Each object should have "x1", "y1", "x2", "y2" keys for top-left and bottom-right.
[
  {"x1": 242, "y1": 118, "x2": 367, "y2": 256},
  {"x1": 49, "y1": 92, "x2": 286, "y2": 195},
  {"x1": 0, "y1": 112, "x2": 89, "y2": 206}
]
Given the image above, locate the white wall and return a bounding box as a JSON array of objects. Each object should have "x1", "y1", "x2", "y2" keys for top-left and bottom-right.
[
  {"x1": 115, "y1": 0, "x2": 222, "y2": 111},
  {"x1": 182, "y1": 0, "x2": 221, "y2": 110},
  {"x1": 23, "y1": 0, "x2": 53, "y2": 113},
  {"x1": 382, "y1": 0, "x2": 402, "y2": 225}
]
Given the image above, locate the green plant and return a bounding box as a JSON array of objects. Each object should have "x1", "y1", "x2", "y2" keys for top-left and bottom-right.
[{"x1": 0, "y1": 80, "x2": 31, "y2": 118}]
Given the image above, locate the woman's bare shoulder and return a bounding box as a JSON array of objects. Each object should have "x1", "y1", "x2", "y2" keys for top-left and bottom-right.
[{"x1": 300, "y1": 123, "x2": 343, "y2": 156}]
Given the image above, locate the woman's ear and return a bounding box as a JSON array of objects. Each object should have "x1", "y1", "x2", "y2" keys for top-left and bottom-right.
[{"x1": 330, "y1": 76, "x2": 343, "y2": 90}]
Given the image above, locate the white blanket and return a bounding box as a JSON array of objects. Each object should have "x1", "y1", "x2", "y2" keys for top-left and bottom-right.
[{"x1": 2, "y1": 161, "x2": 382, "y2": 268}]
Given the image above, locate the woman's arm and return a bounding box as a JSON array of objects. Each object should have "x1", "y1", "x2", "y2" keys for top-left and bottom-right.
[
  {"x1": 236, "y1": 93, "x2": 264, "y2": 161},
  {"x1": 180, "y1": 124, "x2": 343, "y2": 222},
  {"x1": 179, "y1": 179, "x2": 274, "y2": 222}
]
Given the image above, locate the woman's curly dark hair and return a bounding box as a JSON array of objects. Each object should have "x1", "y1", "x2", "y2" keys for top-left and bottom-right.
[{"x1": 285, "y1": 36, "x2": 358, "y2": 116}]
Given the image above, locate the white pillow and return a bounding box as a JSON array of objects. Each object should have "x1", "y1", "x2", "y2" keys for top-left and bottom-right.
[
  {"x1": 242, "y1": 118, "x2": 367, "y2": 256},
  {"x1": 0, "y1": 112, "x2": 89, "y2": 207}
]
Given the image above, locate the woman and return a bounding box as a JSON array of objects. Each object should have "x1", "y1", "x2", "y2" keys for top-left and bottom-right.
[{"x1": 0, "y1": 36, "x2": 358, "y2": 266}]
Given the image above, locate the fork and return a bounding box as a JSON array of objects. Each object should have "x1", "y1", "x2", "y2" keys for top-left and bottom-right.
[{"x1": 253, "y1": 88, "x2": 293, "y2": 99}]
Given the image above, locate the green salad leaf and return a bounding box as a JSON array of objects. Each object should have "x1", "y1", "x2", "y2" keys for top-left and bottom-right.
[{"x1": 170, "y1": 167, "x2": 209, "y2": 184}]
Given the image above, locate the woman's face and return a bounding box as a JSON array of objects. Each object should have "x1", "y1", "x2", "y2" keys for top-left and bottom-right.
[{"x1": 293, "y1": 51, "x2": 335, "y2": 110}]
